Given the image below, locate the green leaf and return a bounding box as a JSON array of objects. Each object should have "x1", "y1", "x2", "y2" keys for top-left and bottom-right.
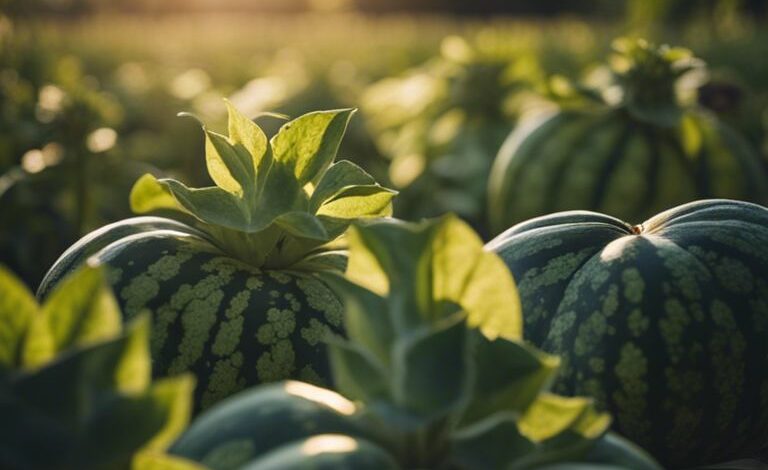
[
  {"x1": 14, "y1": 326, "x2": 132, "y2": 426},
  {"x1": 130, "y1": 173, "x2": 186, "y2": 215},
  {"x1": 344, "y1": 215, "x2": 522, "y2": 339},
  {"x1": 0, "y1": 266, "x2": 38, "y2": 371},
  {"x1": 428, "y1": 215, "x2": 522, "y2": 340},
  {"x1": 327, "y1": 339, "x2": 388, "y2": 403},
  {"x1": 114, "y1": 314, "x2": 152, "y2": 394},
  {"x1": 344, "y1": 218, "x2": 440, "y2": 333},
  {"x1": 128, "y1": 103, "x2": 394, "y2": 271},
  {"x1": 583, "y1": 433, "x2": 662, "y2": 470},
  {"x1": 271, "y1": 109, "x2": 354, "y2": 185},
  {"x1": 518, "y1": 394, "x2": 610, "y2": 443},
  {"x1": 317, "y1": 186, "x2": 396, "y2": 222},
  {"x1": 461, "y1": 333, "x2": 560, "y2": 425},
  {"x1": 452, "y1": 416, "x2": 536, "y2": 470},
  {"x1": 161, "y1": 180, "x2": 248, "y2": 231},
  {"x1": 391, "y1": 313, "x2": 471, "y2": 418},
  {"x1": 225, "y1": 99, "x2": 270, "y2": 181},
  {"x1": 273, "y1": 212, "x2": 328, "y2": 241},
  {"x1": 204, "y1": 129, "x2": 251, "y2": 196},
  {"x1": 24, "y1": 266, "x2": 122, "y2": 368},
  {"x1": 139, "y1": 375, "x2": 196, "y2": 453},
  {"x1": 319, "y1": 272, "x2": 393, "y2": 364},
  {"x1": 310, "y1": 160, "x2": 379, "y2": 211}
]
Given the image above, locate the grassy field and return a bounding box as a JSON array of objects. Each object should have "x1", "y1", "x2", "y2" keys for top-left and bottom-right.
[{"x1": 2, "y1": 12, "x2": 768, "y2": 286}]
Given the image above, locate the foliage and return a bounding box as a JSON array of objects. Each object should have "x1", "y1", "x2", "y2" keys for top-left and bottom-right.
[
  {"x1": 0, "y1": 264, "x2": 198, "y2": 469},
  {"x1": 362, "y1": 35, "x2": 541, "y2": 235},
  {"x1": 129, "y1": 101, "x2": 396, "y2": 269},
  {"x1": 169, "y1": 215, "x2": 661, "y2": 469}
]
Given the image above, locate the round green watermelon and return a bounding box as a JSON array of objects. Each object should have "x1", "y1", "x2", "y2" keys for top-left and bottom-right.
[
  {"x1": 36, "y1": 105, "x2": 396, "y2": 412},
  {"x1": 487, "y1": 39, "x2": 768, "y2": 234},
  {"x1": 487, "y1": 199, "x2": 768, "y2": 467},
  {"x1": 37, "y1": 217, "x2": 345, "y2": 411}
]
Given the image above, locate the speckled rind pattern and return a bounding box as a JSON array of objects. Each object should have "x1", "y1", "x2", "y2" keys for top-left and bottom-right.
[
  {"x1": 489, "y1": 199, "x2": 768, "y2": 468},
  {"x1": 46, "y1": 220, "x2": 344, "y2": 413}
]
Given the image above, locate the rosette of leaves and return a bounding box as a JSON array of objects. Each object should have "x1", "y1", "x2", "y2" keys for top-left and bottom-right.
[
  {"x1": 362, "y1": 36, "x2": 538, "y2": 235},
  {"x1": 168, "y1": 215, "x2": 661, "y2": 470},
  {"x1": 0, "y1": 265, "x2": 199, "y2": 470},
  {"x1": 38, "y1": 101, "x2": 396, "y2": 412},
  {"x1": 488, "y1": 37, "x2": 768, "y2": 233}
]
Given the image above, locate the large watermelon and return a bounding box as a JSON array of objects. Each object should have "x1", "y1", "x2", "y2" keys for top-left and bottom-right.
[
  {"x1": 487, "y1": 38, "x2": 768, "y2": 234},
  {"x1": 486, "y1": 199, "x2": 768, "y2": 468},
  {"x1": 37, "y1": 102, "x2": 396, "y2": 412}
]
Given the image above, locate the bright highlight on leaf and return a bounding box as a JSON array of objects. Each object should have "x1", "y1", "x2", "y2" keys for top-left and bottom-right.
[
  {"x1": 343, "y1": 214, "x2": 522, "y2": 340},
  {"x1": 129, "y1": 101, "x2": 396, "y2": 269}
]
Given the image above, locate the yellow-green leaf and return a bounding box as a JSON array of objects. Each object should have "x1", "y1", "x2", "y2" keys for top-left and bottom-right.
[
  {"x1": 317, "y1": 186, "x2": 396, "y2": 220},
  {"x1": 115, "y1": 314, "x2": 152, "y2": 394},
  {"x1": 133, "y1": 451, "x2": 209, "y2": 470},
  {"x1": 0, "y1": 266, "x2": 38, "y2": 370},
  {"x1": 205, "y1": 129, "x2": 249, "y2": 196},
  {"x1": 225, "y1": 99, "x2": 270, "y2": 178},
  {"x1": 141, "y1": 374, "x2": 196, "y2": 452},
  {"x1": 518, "y1": 394, "x2": 611, "y2": 443},
  {"x1": 130, "y1": 174, "x2": 185, "y2": 215},
  {"x1": 271, "y1": 109, "x2": 354, "y2": 185},
  {"x1": 430, "y1": 215, "x2": 522, "y2": 340},
  {"x1": 24, "y1": 266, "x2": 122, "y2": 368}
]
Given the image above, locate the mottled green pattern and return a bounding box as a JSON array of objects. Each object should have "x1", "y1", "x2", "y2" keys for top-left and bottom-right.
[
  {"x1": 489, "y1": 200, "x2": 768, "y2": 468},
  {"x1": 46, "y1": 219, "x2": 344, "y2": 413},
  {"x1": 488, "y1": 108, "x2": 768, "y2": 234}
]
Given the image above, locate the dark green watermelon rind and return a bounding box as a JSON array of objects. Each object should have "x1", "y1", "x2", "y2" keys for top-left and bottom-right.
[
  {"x1": 36, "y1": 216, "x2": 209, "y2": 300},
  {"x1": 169, "y1": 382, "x2": 373, "y2": 467},
  {"x1": 488, "y1": 106, "x2": 768, "y2": 234},
  {"x1": 490, "y1": 199, "x2": 768, "y2": 468},
  {"x1": 85, "y1": 231, "x2": 346, "y2": 412},
  {"x1": 39, "y1": 217, "x2": 347, "y2": 412}
]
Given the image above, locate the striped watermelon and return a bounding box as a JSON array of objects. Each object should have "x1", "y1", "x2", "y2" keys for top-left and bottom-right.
[
  {"x1": 487, "y1": 199, "x2": 768, "y2": 467},
  {"x1": 37, "y1": 103, "x2": 395, "y2": 412},
  {"x1": 487, "y1": 38, "x2": 768, "y2": 234}
]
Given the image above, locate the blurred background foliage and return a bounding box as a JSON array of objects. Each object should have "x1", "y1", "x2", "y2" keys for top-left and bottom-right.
[{"x1": 1, "y1": 0, "x2": 768, "y2": 287}]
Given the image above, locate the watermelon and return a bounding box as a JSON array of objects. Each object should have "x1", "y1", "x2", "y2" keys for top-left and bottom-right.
[
  {"x1": 486, "y1": 199, "x2": 768, "y2": 467},
  {"x1": 487, "y1": 38, "x2": 768, "y2": 234},
  {"x1": 37, "y1": 102, "x2": 396, "y2": 412},
  {"x1": 169, "y1": 215, "x2": 661, "y2": 470}
]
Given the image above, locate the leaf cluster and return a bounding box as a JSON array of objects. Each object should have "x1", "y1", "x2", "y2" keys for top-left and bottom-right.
[
  {"x1": 130, "y1": 101, "x2": 396, "y2": 268},
  {"x1": 0, "y1": 266, "x2": 198, "y2": 470}
]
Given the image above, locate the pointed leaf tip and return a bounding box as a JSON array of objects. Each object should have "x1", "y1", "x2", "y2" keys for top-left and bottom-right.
[
  {"x1": 271, "y1": 108, "x2": 356, "y2": 185},
  {"x1": 176, "y1": 112, "x2": 206, "y2": 128},
  {"x1": 130, "y1": 174, "x2": 183, "y2": 215}
]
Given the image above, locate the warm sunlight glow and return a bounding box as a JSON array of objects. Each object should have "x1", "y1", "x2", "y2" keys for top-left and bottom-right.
[
  {"x1": 284, "y1": 381, "x2": 357, "y2": 416},
  {"x1": 300, "y1": 435, "x2": 359, "y2": 456}
]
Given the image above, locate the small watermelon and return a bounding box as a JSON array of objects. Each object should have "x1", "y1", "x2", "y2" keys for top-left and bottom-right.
[
  {"x1": 487, "y1": 199, "x2": 768, "y2": 467},
  {"x1": 37, "y1": 101, "x2": 396, "y2": 412},
  {"x1": 487, "y1": 38, "x2": 768, "y2": 234}
]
